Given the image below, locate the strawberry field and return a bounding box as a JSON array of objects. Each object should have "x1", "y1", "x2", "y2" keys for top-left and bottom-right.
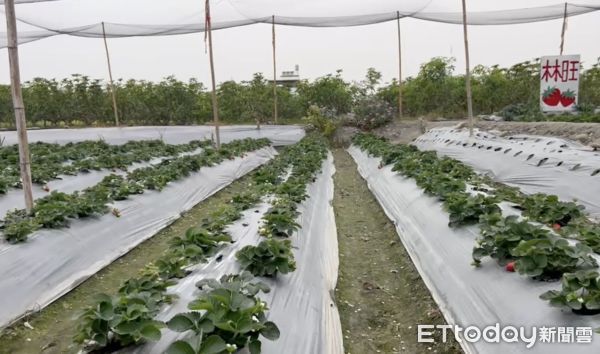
[
  {"x1": 350, "y1": 131, "x2": 600, "y2": 354},
  {"x1": 1, "y1": 123, "x2": 600, "y2": 354}
]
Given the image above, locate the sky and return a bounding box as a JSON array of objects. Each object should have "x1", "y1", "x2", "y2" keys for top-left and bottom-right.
[{"x1": 0, "y1": 0, "x2": 599, "y2": 86}]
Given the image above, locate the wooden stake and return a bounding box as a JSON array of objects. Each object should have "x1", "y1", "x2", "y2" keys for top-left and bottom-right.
[
  {"x1": 461, "y1": 0, "x2": 474, "y2": 137},
  {"x1": 272, "y1": 15, "x2": 278, "y2": 125},
  {"x1": 102, "y1": 22, "x2": 120, "y2": 127},
  {"x1": 205, "y1": 0, "x2": 221, "y2": 149},
  {"x1": 4, "y1": 0, "x2": 34, "y2": 213},
  {"x1": 560, "y1": 2, "x2": 568, "y2": 55},
  {"x1": 396, "y1": 11, "x2": 403, "y2": 120}
]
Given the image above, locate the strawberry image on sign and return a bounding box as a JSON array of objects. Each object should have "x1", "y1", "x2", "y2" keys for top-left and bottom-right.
[
  {"x1": 560, "y1": 89, "x2": 576, "y2": 107},
  {"x1": 542, "y1": 86, "x2": 561, "y2": 106}
]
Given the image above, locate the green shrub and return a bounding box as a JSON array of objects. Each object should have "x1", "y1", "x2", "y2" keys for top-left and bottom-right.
[
  {"x1": 302, "y1": 105, "x2": 338, "y2": 138},
  {"x1": 348, "y1": 96, "x2": 394, "y2": 130}
]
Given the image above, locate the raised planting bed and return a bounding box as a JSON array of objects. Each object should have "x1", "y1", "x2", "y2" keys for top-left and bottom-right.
[
  {"x1": 350, "y1": 133, "x2": 600, "y2": 354},
  {"x1": 0, "y1": 138, "x2": 277, "y2": 329},
  {"x1": 0, "y1": 139, "x2": 211, "y2": 191},
  {"x1": 70, "y1": 135, "x2": 342, "y2": 354},
  {"x1": 415, "y1": 127, "x2": 600, "y2": 218}
]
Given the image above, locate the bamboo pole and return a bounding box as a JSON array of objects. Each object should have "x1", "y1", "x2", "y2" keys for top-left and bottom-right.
[
  {"x1": 272, "y1": 15, "x2": 278, "y2": 125},
  {"x1": 461, "y1": 0, "x2": 474, "y2": 137},
  {"x1": 102, "y1": 22, "x2": 120, "y2": 127},
  {"x1": 560, "y1": 2, "x2": 568, "y2": 55},
  {"x1": 396, "y1": 11, "x2": 403, "y2": 120},
  {"x1": 4, "y1": 0, "x2": 34, "y2": 213},
  {"x1": 205, "y1": 0, "x2": 221, "y2": 149}
]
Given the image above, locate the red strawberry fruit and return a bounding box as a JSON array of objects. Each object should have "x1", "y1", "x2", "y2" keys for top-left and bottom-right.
[
  {"x1": 506, "y1": 261, "x2": 515, "y2": 272},
  {"x1": 552, "y1": 223, "x2": 561, "y2": 231},
  {"x1": 542, "y1": 86, "x2": 561, "y2": 106},
  {"x1": 560, "y1": 89, "x2": 576, "y2": 107}
]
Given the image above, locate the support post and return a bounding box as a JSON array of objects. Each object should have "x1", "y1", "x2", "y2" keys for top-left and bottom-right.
[
  {"x1": 272, "y1": 15, "x2": 278, "y2": 125},
  {"x1": 4, "y1": 0, "x2": 34, "y2": 213},
  {"x1": 461, "y1": 0, "x2": 474, "y2": 137},
  {"x1": 102, "y1": 22, "x2": 120, "y2": 127},
  {"x1": 396, "y1": 11, "x2": 403, "y2": 120},
  {"x1": 205, "y1": 0, "x2": 221, "y2": 149},
  {"x1": 560, "y1": 2, "x2": 568, "y2": 55}
]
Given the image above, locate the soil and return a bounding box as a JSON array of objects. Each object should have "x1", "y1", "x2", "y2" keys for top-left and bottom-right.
[
  {"x1": 0, "y1": 173, "x2": 257, "y2": 354},
  {"x1": 332, "y1": 148, "x2": 462, "y2": 354},
  {"x1": 0, "y1": 148, "x2": 465, "y2": 354},
  {"x1": 474, "y1": 121, "x2": 600, "y2": 147},
  {"x1": 5, "y1": 118, "x2": 599, "y2": 354},
  {"x1": 365, "y1": 117, "x2": 600, "y2": 148}
]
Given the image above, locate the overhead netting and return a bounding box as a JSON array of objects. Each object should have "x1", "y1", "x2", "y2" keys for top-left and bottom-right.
[{"x1": 0, "y1": 0, "x2": 599, "y2": 48}]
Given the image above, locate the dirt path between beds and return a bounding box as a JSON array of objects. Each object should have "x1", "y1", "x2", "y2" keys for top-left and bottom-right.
[
  {"x1": 0, "y1": 173, "x2": 257, "y2": 354},
  {"x1": 332, "y1": 148, "x2": 462, "y2": 354}
]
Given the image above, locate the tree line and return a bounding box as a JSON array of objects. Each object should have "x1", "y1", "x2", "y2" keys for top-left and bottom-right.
[{"x1": 0, "y1": 56, "x2": 599, "y2": 128}]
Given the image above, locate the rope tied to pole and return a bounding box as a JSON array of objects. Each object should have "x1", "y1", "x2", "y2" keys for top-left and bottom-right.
[
  {"x1": 560, "y1": 2, "x2": 568, "y2": 55},
  {"x1": 204, "y1": 0, "x2": 210, "y2": 53}
]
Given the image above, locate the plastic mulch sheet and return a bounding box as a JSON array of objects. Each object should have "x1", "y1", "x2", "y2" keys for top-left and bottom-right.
[
  {"x1": 0, "y1": 147, "x2": 277, "y2": 329},
  {"x1": 126, "y1": 154, "x2": 343, "y2": 354},
  {"x1": 348, "y1": 145, "x2": 600, "y2": 354},
  {"x1": 415, "y1": 127, "x2": 600, "y2": 219},
  {"x1": 0, "y1": 151, "x2": 201, "y2": 219},
  {"x1": 0, "y1": 125, "x2": 304, "y2": 147}
]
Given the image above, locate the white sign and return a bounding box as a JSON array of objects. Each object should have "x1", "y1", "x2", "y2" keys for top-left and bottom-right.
[{"x1": 539, "y1": 55, "x2": 580, "y2": 112}]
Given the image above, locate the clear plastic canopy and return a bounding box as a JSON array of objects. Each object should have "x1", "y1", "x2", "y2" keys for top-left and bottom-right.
[{"x1": 0, "y1": 0, "x2": 599, "y2": 48}]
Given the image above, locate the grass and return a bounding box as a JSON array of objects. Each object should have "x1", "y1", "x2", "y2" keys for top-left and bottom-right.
[
  {"x1": 0, "y1": 145, "x2": 464, "y2": 354},
  {"x1": 332, "y1": 148, "x2": 462, "y2": 354}
]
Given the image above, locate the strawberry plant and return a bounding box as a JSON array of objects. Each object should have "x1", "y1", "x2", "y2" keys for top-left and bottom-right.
[
  {"x1": 236, "y1": 239, "x2": 296, "y2": 277},
  {"x1": 167, "y1": 272, "x2": 279, "y2": 354},
  {"x1": 0, "y1": 177, "x2": 8, "y2": 194},
  {"x1": 259, "y1": 204, "x2": 300, "y2": 238},
  {"x1": 274, "y1": 180, "x2": 308, "y2": 203},
  {"x1": 573, "y1": 225, "x2": 600, "y2": 253},
  {"x1": 89, "y1": 175, "x2": 145, "y2": 201},
  {"x1": 0, "y1": 139, "x2": 211, "y2": 192},
  {"x1": 74, "y1": 293, "x2": 165, "y2": 351},
  {"x1": 253, "y1": 165, "x2": 284, "y2": 186},
  {"x1": 436, "y1": 157, "x2": 475, "y2": 180},
  {"x1": 444, "y1": 193, "x2": 501, "y2": 227},
  {"x1": 380, "y1": 146, "x2": 409, "y2": 166},
  {"x1": 230, "y1": 192, "x2": 261, "y2": 210},
  {"x1": 0, "y1": 212, "x2": 40, "y2": 243},
  {"x1": 70, "y1": 192, "x2": 110, "y2": 218},
  {"x1": 521, "y1": 194, "x2": 584, "y2": 226},
  {"x1": 33, "y1": 191, "x2": 75, "y2": 228},
  {"x1": 511, "y1": 238, "x2": 597, "y2": 280},
  {"x1": 73, "y1": 136, "x2": 327, "y2": 353},
  {"x1": 204, "y1": 205, "x2": 245, "y2": 233},
  {"x1": 417, "y1": 174, "x2": 466, "y2": 201},
  {"x1": 169, "y1": 227, "x2": 232, "y2": 263},
  {"x1": 540, "y1": 270, "x2": 600, "y2": 315},
  {"x1": 118, "y1": 272, "x2": 176, "y2": 299},
  {"x1": 155, "y1": 255, "x2": 191, "y2": 279},
  {"x1": 1, "y1": 138, "x2": 271, "y2": 243},
  {"x1": 487, "y1": 182, "x2": 523, "y2": 205},
  {"x1": 472, "y1": 215, "x2": 551, "y2": 266}
]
